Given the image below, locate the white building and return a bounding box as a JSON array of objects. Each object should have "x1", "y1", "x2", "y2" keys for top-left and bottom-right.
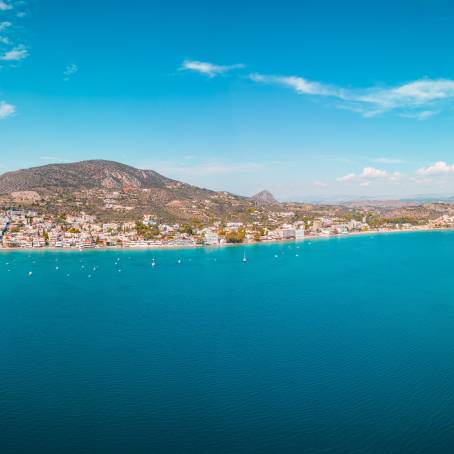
[
  {"x1": 280, "y1": 228, "x2": 296, "y2": 239},
  {"x1": 295, "y1": 228, "x2": 305, "y2": 239},
  {"x1": 204, "y1": 232, "x2": 219, "y2": 245}
]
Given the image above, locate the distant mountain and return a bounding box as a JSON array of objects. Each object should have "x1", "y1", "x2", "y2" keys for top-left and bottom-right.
[
  {"x1": 252, "y1": 190, "x2": 279, "y2": 205},
  {"x1": 0, "y1": 160, "x2": 257, "y2": 222}
]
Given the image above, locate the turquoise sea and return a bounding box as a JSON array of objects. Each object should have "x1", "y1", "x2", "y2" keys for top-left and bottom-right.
[{"x1": 2, "y1": 231, "x2": 454, "y2": 453}]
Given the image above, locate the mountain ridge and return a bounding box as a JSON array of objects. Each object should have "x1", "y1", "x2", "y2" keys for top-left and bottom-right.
[
  {"x1": 0, "y1": 159, "x2": 257, "y2": 222},
  {"x1": 0, "y1": 160, "x2": 189, "y2": 193}
]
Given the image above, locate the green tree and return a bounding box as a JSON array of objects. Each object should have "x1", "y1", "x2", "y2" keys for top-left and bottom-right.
[
  {"x1": 225, "y1": 229, "x2": 246, "y2": 243},
  {"x1": 179, "y1": 224, "x2": 193, "y2": 235}
]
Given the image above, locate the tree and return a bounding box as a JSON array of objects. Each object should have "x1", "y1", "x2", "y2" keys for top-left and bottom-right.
[
  {"x1": 225, "y1": 229, "x2": 246, "y2": 243},
  {"x1": 136, "y1": 221, "x2": 159, "y2": 240},
  {"x1": 179, "y1": 224, "x2": 193, "y2": 235}
]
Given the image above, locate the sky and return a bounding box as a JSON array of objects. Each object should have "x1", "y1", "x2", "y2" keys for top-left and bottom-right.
[{"x1": 2, "y1": 0, "x2": 454, "y2": 200}]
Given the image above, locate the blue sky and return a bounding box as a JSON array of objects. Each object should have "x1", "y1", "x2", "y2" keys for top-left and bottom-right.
[{"x1": 2, "y1": 0, "x2": 454, "y2": 200}]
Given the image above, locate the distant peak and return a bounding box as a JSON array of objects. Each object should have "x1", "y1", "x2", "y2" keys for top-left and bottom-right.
[{"x1": 252, "y1": 190, "x2": 279, "y2": 204}]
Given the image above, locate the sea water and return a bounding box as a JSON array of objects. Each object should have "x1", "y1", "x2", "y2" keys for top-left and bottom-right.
[{"x1": 2, "y1": 231, "x2": 454, "y2": 453}]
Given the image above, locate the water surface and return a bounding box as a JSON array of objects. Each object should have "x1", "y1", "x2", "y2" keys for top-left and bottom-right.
[{"x1": 2, "y1": 231, "x2": 454, "y2": 453}]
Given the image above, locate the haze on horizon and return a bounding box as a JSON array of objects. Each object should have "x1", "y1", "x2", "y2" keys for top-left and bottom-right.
[{"x1": 2, "y1": 0, "x2": 454, "y2": 201}]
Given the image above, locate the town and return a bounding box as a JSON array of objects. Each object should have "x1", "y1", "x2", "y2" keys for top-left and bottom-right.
[{"x1": 1, "y1": 207, "x2": 452, "y2": 250}]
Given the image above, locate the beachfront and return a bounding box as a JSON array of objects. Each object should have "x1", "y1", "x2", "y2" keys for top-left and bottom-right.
[{"x1": 1, "y1": 208, "x2": 453, "y2": 251}]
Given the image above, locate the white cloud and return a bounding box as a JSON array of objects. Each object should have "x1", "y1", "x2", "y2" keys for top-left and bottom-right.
[
  {"x1": 0, "y1": 21, "x2": 12, "y2": 31},
  {"x1": 249, "y1": 73, "x2": 343, "y2": 98},
  {"x1": 0, "y1": 1, "x2": 12, "y2": 11},
  {"x1": 417, "y1": 161, "x2": 454, "y2": 176},
  {"x1": 63, "y1": 63, "x2": 78, "y2": 80},
  {"x1": 337, "y1": 173, "x2": 356, "y2": 183},
  {"x1": 338, "y1": 167, "x2": 402, "y2": 184},
  {"x1": 361, "y1": 166, "x2": 388, "y2": 178},
  {"x1": 0, "y1": 45, "x2": 28, "y2": 61},
  {"x1": 399, "y1": 110, "x2": 438, "y2": 120},
  {"x1": 0, "y1": 4, "x2": 29, "y2": 122},
  {"x1": 0, "y1": 101, "x2": 16, "y2": 119},
  {"x1": 313, "y1": 180, "x2": 328, "y2": 187},
  {"x1": 181, "y1": 60, "x2": 245, "y2": 77},
  {"x1": 389, "y1": 80, "x2": 454, "y2": 102},
  {"x1": 250, "y1": 73, "x2": 454, "y2": 118}
]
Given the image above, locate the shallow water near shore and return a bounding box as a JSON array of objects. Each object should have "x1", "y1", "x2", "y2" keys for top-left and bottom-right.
[{"x1": 2, "y1": 230, "x2": 454, "y2": 453}]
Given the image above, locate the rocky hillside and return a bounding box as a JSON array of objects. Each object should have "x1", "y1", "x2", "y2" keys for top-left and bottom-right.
[
  {"x1": 0, "y1": 160, "x2": 185, "y2": 193},
  {"x1": 252, "y1": 190, "x2": 279, "y2": 205},
  {"x1": 0, "y1": 160, "x2": 259, "y2": 222}
]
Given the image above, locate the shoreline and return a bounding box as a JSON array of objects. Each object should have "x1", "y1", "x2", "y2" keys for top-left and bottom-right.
[{"x1": 1, "y1": 226, "x2": 453, "y2": 253}]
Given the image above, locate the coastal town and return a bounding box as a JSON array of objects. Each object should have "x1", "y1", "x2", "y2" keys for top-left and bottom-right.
[
  {"x1": 1, "y1": 207, "x2": 452, "y2": 250},
  {"x1": 2, "y1": 160, "x2": 454, "y2": 250}
]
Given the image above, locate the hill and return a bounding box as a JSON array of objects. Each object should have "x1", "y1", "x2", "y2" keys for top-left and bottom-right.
[
  {"x1": 252, "y1": 190, "x2": 279, "y2": 205},
  {"x1": 0, "y1": 160, "x2": 185, "y2": 193},
  {"x1": 0, "y1": 160, "x2": 255, "y2": 222}
]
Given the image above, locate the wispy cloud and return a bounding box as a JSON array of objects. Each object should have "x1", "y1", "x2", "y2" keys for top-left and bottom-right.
[
  {"x1": 0, "y1": 1, "x2": 12, "y2": 11},
  {"x1": 337, "y1": 167, "x2": 402, "y2": 184},
  {"x1": 0, "y1": 21, "x2": 11, "y2": 31},
  {"x1": 250, "y1": 73, "x2": 341, "y2": 97},
  {"x1": 399, "y1": 110, "x2": 438, "y2": 120},
  {"x1": 372, "y1": 157, "x2": 406, "y2": 164},
  {"x1": 417, "y1": 161, "x2": 454, "y2": 176},
  {"x1": 63, "y1": 63, "x2": 78, "y2": 81},
  {"x1": 0, "y1": 1, "x2": 30, "y2": 120},
  {"x1": 250, "y1": 73, "x2": 454, "y2": 118},
  {"x1": 152, "y1": 160, "x2": 263, "y2": 177},
  {"x1": 0, "y1": 45, "x2": 28, "y2": 61},
  {"x1": 181, "y1": 60, "x2": 245, "y2": 77},
  {"x1": 337, "y1": 173, "x2": 357, "y2": 183},
  {"x1": 0, "y1": 2, "x2": 29, "y2": 51},
  {"x1": 0, "y1": 101, "x2": 16, "y2": 119}
]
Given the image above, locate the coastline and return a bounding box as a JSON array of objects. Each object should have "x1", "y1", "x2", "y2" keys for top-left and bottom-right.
[{"x1": 1, "y1": 225, "x2": 453, "y2": 253}]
